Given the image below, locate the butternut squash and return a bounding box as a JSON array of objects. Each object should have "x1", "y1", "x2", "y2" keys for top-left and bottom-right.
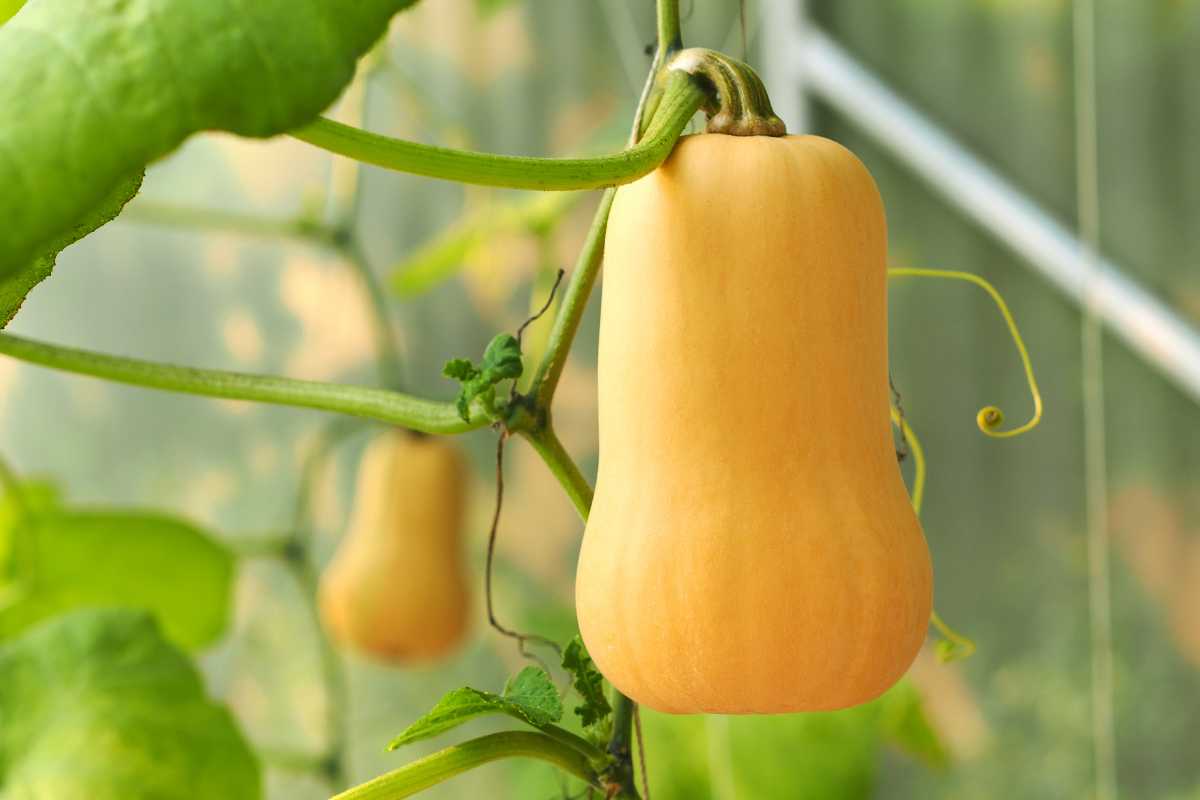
[
  {"x1": 319, "y1": 431, "x2": 469, "y2": 663},
  {"x1": 575, "y1": 134, "x2": 932, "y2": 714}
]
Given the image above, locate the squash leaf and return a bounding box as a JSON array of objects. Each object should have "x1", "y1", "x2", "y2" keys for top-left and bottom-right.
[
  {"x1": 442, "y1": 333, "x2": 524, "y2": 422},
  {"x1": 877, "y1": 680, "x2": 950, "y2": 769},
  {"x1": 1, "y1": 171, "x2": 143, "y2": 327},
  {"x1": 390, "y1": 192, "x2": 579, "y2": 297},
  {"x1": 0, "y1": 0, "x2": 421, "y2": 309},
  {"x1": 0, "y1": 0, "x2": 24, "y2": 26},
  {"x1": 0, "y1": 608, "x2": 260, "y2": 799},
  {"x1": 0, "y1": 484, "x2": 235, "y2": 651},
  {"x1": 561, "y1": 636, "x2": 612, "y2": 735},
  {"x1": 387, "y1": 666, "x2": 563, "y2": 750}
]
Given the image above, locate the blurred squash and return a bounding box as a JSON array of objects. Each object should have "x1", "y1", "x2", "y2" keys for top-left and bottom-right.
[
  {"x1": 319, "y1": 431, "x2": 469, "y2": 662},
  {"x1": 575, "y1": 134, "x2": 932, "y2": 713}
]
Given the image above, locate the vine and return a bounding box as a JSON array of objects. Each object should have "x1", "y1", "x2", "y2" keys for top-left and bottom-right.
[{"x1": 0, "y1": 1, "x2": 1050, "y2": 797}]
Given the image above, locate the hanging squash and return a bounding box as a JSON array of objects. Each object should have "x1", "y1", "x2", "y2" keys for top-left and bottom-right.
[
  {"x1": 319, "y1": 431, "x2": 469, "y2": 663},
  {"x1": 575, "y1": 133, "x2": 932, "y2": 714}
]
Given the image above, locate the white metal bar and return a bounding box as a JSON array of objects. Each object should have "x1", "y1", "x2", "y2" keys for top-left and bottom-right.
[
  {"x1": 776, "y1": 27, "x2": 1200, "y2": 404},
  {"x1": 760, "y1": 0, "x2": 811, "y2": 134}
]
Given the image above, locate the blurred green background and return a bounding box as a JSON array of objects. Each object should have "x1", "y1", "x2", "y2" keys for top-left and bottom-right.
[{"x1": 3, "y1": 0, "x2": 1199, "y2": 798}]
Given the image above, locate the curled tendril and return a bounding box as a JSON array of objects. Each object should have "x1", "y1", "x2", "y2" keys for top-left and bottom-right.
[
  {"x1": 930, "y1": 610, "x2": 977, "y2": 663},
  {"x1": 889, "y1": 268, "x2": 1043, "y2": 439},
  {"x1": 891, "y1": 404, "x2": 977, "y2": 661}
]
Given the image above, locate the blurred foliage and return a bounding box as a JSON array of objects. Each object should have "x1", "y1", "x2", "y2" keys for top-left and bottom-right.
[
  {"x1": 0, "y1": 0, "x2": 21, "y2": 26},
  {"x1": 644, "y1": 681, "x2": 945, "y2": 800},
  {"x1": 0, "y1": 609, "x2": 260, "y2": 799},
  {"x1": 0, "y1": 482, "x2": 234, "y2": 650},
  {"x1": 0, "y1": 0, "x2": 1197, "y2": 798}
]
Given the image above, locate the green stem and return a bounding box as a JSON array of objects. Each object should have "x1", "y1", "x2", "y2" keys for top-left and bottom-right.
[
  {"x1": 607, "y1": 693, "x2": 638, "y2": 793},
  {"x1": 519, "y1": 425, "x2": 594, "y2": 519},
  {"x1": 0, "y1": 332, "x2": 484, "y2": 435},
  {"x1": 332, "y1": 732, "x2": 600, "y2": 800},
  {"x1": 287, "y1": 553, "x2": 351, "y2": 788},
  {"x1": 528, "y1": 189, "x2": 614, "y2": 409},
  {"x1": 657, "y1": 0, "x2": 683, "y2": 54},
  {"x1": 121, "y1": 202, "x2": 331, "y2": 245},
  {"x1": 257, "y1": 747, "x2": 334, "y2": 776},
  {"x1": 286, "y1": 416, "x2": 370, "y2": 791},
  {"x1": 121, "y1": 203, "x2": 406, "y2": 394},
  {"x1": 539, "y1": 723, "x2": 609, "y2": 766},
  {"x1": 290, "y1": 72, "x2": 705, "y2": 191},
  {"x1": 226, "y1": 533, "x2": 292, "y2": 560}
]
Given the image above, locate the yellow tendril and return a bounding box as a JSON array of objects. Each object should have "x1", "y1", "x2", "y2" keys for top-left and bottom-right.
[
  {"x1": 889, "y1": 267, "x2": 1043, "y2": 439},
  {"x1": 891, "y1": 404, "x2": 976, "y2": 661},
  {"x1": 930, "y1": 609, "x2": 977, "y2": 663},
  {"x1": 890, "y1": 405, "x2": 925, "y2": 515}
]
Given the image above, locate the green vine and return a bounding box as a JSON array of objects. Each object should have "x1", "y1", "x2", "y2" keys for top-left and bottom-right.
[
  {"x1": 331, "y1": 732, "x2": 601, "y2": 800},
  {"x1": 0, "y1": 332, "x2": 486, "y2": 435},
  {"x1": 290, "y1": 70, "x2": 705, "y2": 191}
]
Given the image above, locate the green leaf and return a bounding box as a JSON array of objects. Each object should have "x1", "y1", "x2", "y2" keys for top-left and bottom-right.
[
  {"x1": 0, "y1": 608, "x2": 260, "y2": 799},
  {"x1": 501, "y1": 665, "x2": 564, "y2": 726},
  {"x1": 0, "y1": 0, "x2": 24, "y2": 26},
  {"x1": 0, "y1": 488, "x2": 235, "y2": 650},
  {"x1": 561, "y1": 636, "x2": 611, "y2": 733},
  {"x1": 0, "y1": 172, "x2": 143, "y2": 327},
  {"x1": 387, "y1": 666, "x2": 563, "y2": 750},
  {"x1": 442, "y1": 333, "x2": 525, "y2": 422},
  {"x1": 442, "y1": 358, "x2": 481, "y2": 383},
  {"x1": 390, "y1": 193, "x2": 578, "y2": 297},
  {"x1": 0, "y1": 0, "x2": 421, "y2": 281},
  {"x1": 877, "y1": 680, "x2": 950, "y2": 769},
  {"x1": 482, "y1": 334, "x2": 524, "y2": 380}
]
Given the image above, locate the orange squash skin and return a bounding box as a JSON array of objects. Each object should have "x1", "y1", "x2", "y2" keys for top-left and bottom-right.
[
  {"x1": 319, "y1": 432, "x2": 469, "y2": 663},
  {"x1": 575, "y1": 134, "x2": 932, "y2": 714}
]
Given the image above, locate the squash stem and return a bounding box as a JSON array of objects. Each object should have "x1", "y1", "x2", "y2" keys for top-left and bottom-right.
[
  {"x1": 519, "y1": 425, "x2": 593, "y2": 519},
  {"x1": 665, "y1": 49, "x2": 786, "y2": 137},
  {"x1": 657, "y1": 0, "x2": 683, "y2": 56},
  {"x1": 331, "y1": 732, "x2": 601, "y2": 800},
  {"x1": 290, "y1": 72, "x2": 706, "y2": 192}
]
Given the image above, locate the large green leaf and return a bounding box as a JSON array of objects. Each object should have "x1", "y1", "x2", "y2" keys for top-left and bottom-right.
[
  {"x1": 0, "y1": 487, "x2": 235, "y2": 650},
  {"x1": 0, "y1": 172, "x2": 142, "y2": 326},
  {"x1": 0, "y1": 0, "x2": 24, "y2": 26},
  {"x1": 0, "y1": 608, "x2": 260, "y2": 799},
  {"x1": 642, "y1": 681, "x2": 950, "y2": 800},
  {"x1": 0, "y1": 0, "x2": 420, "y2": 296}
]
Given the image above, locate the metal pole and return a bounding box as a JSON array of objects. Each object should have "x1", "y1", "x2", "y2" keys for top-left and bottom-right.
[
  {"x1": 780, "y1": 29, "x2": 1200, "y2": 405},
  {"x1": 761, "y1": 0, "x2": 811, "y2": 133}
]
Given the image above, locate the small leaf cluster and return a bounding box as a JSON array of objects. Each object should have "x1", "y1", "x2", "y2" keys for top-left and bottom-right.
[
  {"x1": 388, "y1": 636, "x2": 616, "y2": 766},
  {"x1": 562, "y1": 636, "x2": 613, "y2": 740},
  {"x1": 388, "y1": 665, "x2": 562, "y2": 749},
  {"x1": 443, "y1": 333, "x2": 524, "y2": 422}
]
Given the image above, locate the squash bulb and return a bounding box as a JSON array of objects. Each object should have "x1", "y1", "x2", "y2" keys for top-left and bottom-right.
[
  {"x1": 575, "y1": 135, "x2": 932, "y2": 714},
  {"x1": 319, "y1": 431, "x2": 469, "y2": 663}
]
